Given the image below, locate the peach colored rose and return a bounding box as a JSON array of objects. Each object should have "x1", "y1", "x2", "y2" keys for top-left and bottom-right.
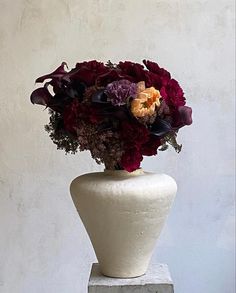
[{"x1": 131, "y1": 85, "x2": 161, "y2": 118}]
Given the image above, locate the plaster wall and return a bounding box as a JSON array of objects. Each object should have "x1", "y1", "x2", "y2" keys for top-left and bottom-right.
[{"x1": 0, "y1": 1, "x2": 235, "y2": 292}]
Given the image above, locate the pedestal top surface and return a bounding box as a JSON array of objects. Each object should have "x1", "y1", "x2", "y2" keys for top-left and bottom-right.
[{"x1": 89, "y1": 263, "x2": 173, "y2": 287}]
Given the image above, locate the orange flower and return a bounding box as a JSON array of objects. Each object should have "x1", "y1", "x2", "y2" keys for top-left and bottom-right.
[{"x1": 131, "y1": 83, "x2": 161, "y2": 118}]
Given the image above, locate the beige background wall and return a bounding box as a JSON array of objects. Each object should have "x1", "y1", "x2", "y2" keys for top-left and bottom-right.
[{"x1": 0, "y1": 1, "x2": 235, "y2": 293}]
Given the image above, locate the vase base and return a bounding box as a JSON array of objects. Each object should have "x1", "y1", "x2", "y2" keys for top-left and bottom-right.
[
  {"x1": 99, "y1": 264, "x2": 147, "y2": 279},
  {"x1": 101, "y1": 271, "x2": 146, "y2": 279}
]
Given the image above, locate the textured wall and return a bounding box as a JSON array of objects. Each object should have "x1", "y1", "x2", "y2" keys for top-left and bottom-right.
[{"x1": 0, "y1": 1, "x2": 235, "y2": 293}]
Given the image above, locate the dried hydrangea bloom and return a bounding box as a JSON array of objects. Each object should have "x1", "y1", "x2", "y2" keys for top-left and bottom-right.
[
  {"x1": 83, "y1": 86, "x2": 98, "y2": 104},
  {"x1": 136, "y1": 112, "x2": 157, "y2": 125},
  {"x1": 77, "y1": 121, "x2": 124, "y2": 169},
  {"x1": 104, "y1": 79, "x2": 137, "y2": 106}
]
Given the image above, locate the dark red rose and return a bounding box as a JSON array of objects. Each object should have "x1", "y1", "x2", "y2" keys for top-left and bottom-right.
[
  {"x1": 160, "y1": 79, "x2": 186, "y2": 108},
  {"x1": 120, "y1": 148, "x2": 143, "y2": 172},
  {"x1": 141, "y1": 135, "x2": 161, "y2": 156}
]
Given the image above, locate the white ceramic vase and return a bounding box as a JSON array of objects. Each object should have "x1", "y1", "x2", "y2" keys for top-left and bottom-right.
[{"x1": 70, "y1": 168, "x2": 177, "y2": 278}]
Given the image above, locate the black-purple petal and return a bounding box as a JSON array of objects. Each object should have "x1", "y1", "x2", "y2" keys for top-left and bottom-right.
[{"x1": 30, "y1": 87, "x2": 52, "y2": 105}]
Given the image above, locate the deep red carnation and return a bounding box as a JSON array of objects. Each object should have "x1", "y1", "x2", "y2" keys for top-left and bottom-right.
[
  {"x1": 141, "y1": 135, "x2": 161, "y2": 156},
  {"x1": 63, "y1": 99, "x2": 79, "y2": 134},
  {"x1": 76, "y1": 60, "x2": 106, "y2": 71},
  {"x1": 118, "y1": 120, "x2": 150, "y2": 171},
  {"x1": 145, "y1": 71, "x2": 162, "y2": 89},
  {"x1": 78, "y1": 104, "x2": 102, "y2": 124},
  {"x1": 120, "y1": 120, "x2": 149, "y2": 149},
  {"x1": 63, "y1": 100, "x2": 102, "y2": 134},
  {"x1": 67, "y1": 60, "x2": 109, "y2": 86},
  {"x1": 118, "y1": 61, "x2": 147, "y2": 83},
  {"x1": 96, "y1": 69, "x2": 131, "y2": 87},
  {"x1": 143, "y1": 60, "x2": 171, "y2": 86},
  {"x1": 120, "y1": 148, "x2": 143, "y2": 172},
  {"x1": 160, "y1": 79, "x2": 186, "y2": 108}
]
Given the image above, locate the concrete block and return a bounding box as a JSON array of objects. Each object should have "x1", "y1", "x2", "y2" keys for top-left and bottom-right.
[{"x1": 88, "y1": 263, "x2": 174, "y2": 293}]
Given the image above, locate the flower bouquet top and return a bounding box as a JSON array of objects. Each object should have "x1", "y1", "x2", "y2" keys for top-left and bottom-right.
[{"x1": 30, "y1": 60, "x2": 192, "y2": 172}]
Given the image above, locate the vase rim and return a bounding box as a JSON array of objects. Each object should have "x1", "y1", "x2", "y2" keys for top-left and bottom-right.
[{"x1": 104, "y1": 168, "x2": 145, "y2": 176}]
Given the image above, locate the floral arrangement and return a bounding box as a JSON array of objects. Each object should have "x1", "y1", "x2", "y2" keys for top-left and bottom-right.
[{"x1": 30, "y1": 60, "x2": 192, "y2": 172}]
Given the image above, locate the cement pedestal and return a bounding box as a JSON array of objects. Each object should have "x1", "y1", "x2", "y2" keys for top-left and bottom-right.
[{"x1": 88, "y1": 263, "x2": 174, "y2": 293}]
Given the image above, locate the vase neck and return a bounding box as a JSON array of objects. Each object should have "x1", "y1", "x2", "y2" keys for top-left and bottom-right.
[{"x1": 104, "y1": 168, "x2": 144, "y2": 177}]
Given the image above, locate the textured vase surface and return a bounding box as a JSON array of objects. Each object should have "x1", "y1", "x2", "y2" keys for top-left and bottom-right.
[{"x1": 70, "y1": 169, "x2": 177, "y2": 278}]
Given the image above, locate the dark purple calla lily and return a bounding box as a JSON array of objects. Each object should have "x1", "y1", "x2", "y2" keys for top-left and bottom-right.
[
  {"x1": 178, "y1": 106, "x2": 192, "y2": 126},
  {"x1": 35, "y1": 62, "x2": 68, "y2": 83},
  {"x1": 30, "y1": 86, "x2": 52, "y2": 106}
]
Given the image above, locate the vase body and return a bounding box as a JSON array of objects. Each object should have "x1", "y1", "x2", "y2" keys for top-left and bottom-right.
[{"x1": 70, "y1": 169, "x2": 177, "y2": 278}]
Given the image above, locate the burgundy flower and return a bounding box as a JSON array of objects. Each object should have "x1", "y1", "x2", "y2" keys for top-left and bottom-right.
[
  {"x1": 63, "y1": 99, "x2": 79, "y2": 134},
  {"x1": 35, "y1": 62, "x2": 68, "y2": 83},
  {"x1": 143, "y1": 60, "x2": 171, "y2": 86},
  {"x1": 145, "y1": 71, "x2": 162, "y2": 89},
  {"x1": 120, "y1": 120, "x2": 149, "y2": 149},
  {"x1": 118, "y1": 120, "x2": 150, "y2": 171},
  {"x1": 118, "y1": 61, "x2": 147, "y2": 82},
  {"x1": 30, "y1": 86, "x2": 71, "y2": 113},
  {"x1": 35, "y1": 62, "x2": 69, "y2": 95},
  {"x1": 67, "y1": 60, "x2": 109, "y2": 86},
  {"x1": 31, "y1": 59, "x2": 192, "y2": 172},
  {"x1": 141, "y1": 135, "x2": 161, "y2": 156},
  {"x1": 63, "y1": 100, "x2": 103, "y2": 134},
  {"x1": 120, "y1": 148, "x2": 143, "y2": 172},
  {"x1": 160, "y1": 79, "x2": 186, "y2": 107},
  {"x1": 30, "y1": 86, "x2": 52, "y2": 106},
  {"x1": 96, "y1": 69, "x2": 131, "y2": 87},
  {"x1": 76, "y1": 60, "x2": 107, "y2": 71},
  {"x1": 178, "y1": 106, "x2": 192, "y2": 125},
  {"x1": 78, "y1": 104, "x2": 102, "y2": 124},
  {"x1": 171, "y1": 106, "x2": 193, "y2": 129}
]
